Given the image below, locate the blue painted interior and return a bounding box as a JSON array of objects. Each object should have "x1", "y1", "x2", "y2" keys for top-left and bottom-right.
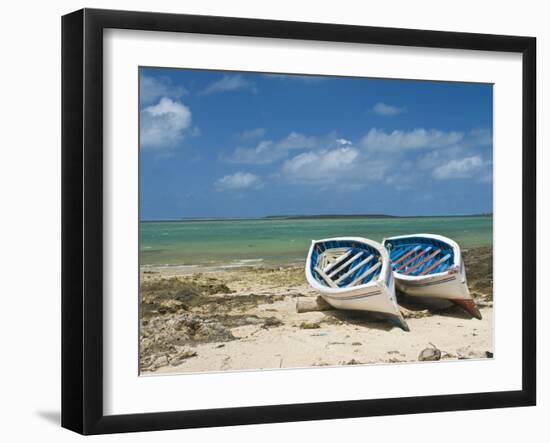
[
  {"x1": 384, "y1": 236, "x2": 454, "y2": 276},
  {"x1": 311, "y1": 239, "x2": 382, "y2": 288}
]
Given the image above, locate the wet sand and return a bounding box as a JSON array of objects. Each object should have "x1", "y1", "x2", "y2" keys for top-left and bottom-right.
[{"x1": 140, "y1": 246, "x2": 493, "y2": 374}]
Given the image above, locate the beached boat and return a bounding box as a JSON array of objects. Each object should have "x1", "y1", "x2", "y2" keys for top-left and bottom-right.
[
  {"x1": 382, "y1": 233, "x2": 482, "y2": 319},
  {"x1": 305, "y1": 237, "x2": 409, "y2": 331}
]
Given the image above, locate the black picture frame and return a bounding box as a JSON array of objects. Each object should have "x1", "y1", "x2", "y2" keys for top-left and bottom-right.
[{"x1": 62, "y1": 8, "x2": 536, "y2": 435}]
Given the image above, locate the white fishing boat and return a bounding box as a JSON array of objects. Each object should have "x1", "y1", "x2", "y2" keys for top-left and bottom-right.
[
  {"x1": 305, "y1": 237, "x2": 409, "y2": 331},
  {"x1": 382, "y1": 233, "x2": 482, "y2": 319}
]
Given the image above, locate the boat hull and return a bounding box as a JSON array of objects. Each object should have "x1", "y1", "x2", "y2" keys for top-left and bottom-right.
[
  {"x1": 383, "y1": 234, "x2": 482, "y2": 320},
  {"x1": 320, "y1": 277, "x2": 395, "y2": 314},
  {"x1": 305, "y1": 237, "x2": 409, "y2": 331},
  {"x1": 395, "y1": 273, "x2": 481, "y2": 319},
  {"x1": 394, "y1": 272, "x2": 469, "y2": 300},
  {"x1": 320, "y1": 276, "x2": 409, "y2": 331}
]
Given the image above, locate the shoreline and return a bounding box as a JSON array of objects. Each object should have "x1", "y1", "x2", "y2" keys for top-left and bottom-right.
[
  {"x1": 140, "y1": 244, "x2": 492, "y2": 277},
  {"x1": 140, "y1": 246, "x2": 493, "y2": 374}
]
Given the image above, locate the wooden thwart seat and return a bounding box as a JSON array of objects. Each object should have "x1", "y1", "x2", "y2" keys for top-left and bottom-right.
[
  {"x1": 419, "y1": 253, "x2": 451, "y2": 275},
  {"x1": 403, "y1": 249, "x2": 441, "y2": 275},
  {"x1": 397, "y1": 247, "x2": 432, "y2": 271},
  {"x1": 328, "y1": 251, "x2": 364, "y2": 278},
  {"x1": 314, "y1": 266, "x2": 337, "y2": 288},
  {"x1": 392, "y1": 245, "x2": 421, "y2": 265},
  {"x1": 335, "y1": 255, "x2": 374, "y2": 284},
  {"x1": 323, "y1": 249, "x2": 353, "y2": 273},
  {"x1": 349, "y1": 260, "x2": 382, "y2": 287}
]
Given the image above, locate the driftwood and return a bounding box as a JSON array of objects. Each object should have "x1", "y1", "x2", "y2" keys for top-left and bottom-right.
[
  {"x1": 296, "y1": 296, "x2": 432, "y2": 320},
  {"x1": 296, "y1": 296, "x2": 334, "y2": 313}
]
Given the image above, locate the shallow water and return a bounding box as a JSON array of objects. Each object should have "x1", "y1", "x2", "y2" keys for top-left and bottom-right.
[{"x1": 140, "y1": 216, "x2": 492, "y2": 267}]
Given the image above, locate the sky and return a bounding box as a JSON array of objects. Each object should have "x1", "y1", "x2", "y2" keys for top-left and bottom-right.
[{"x1": 139, "y1": 67, "x2": 493, "y2": 220}]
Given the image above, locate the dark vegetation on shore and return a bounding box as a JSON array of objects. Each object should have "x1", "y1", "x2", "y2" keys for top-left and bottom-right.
[
  {"x1": 463, "y1": 246, "x2": 493, "y2": 300},
  {"x1": 140, "y1": 276, "x2": 286, "y2": 372}
]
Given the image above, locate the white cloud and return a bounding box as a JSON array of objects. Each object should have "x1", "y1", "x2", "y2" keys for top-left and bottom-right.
[
  {"x1": 361, "y1": 128, "x2": 464, "y2": 152},
  {"x1": 201, "y1": 75, "x2": 257, "y2": 95},
  {"x1": 282, "y1": 147, "x2": 359, "y2": 184},
  {"x1": 469, "y1": 128, "x2": 493, "y2": 146},
  {"x1": 214, "y1": 172, "x2": 263, "y2": 191},
  {"x1": 224, "y1": 132, "x2": 320, "y2": 164},
  {"x1": 140, "y1": 75, "x2": 187, "y2": 105},
  {"x1": 382, "y1": 160, "x2": 420, "y2": 190},
  {"x1": 272, "y1": 126, "x2": 492, "y2": 188},
  {"x1": 372, "y1": 102, "x2": 406, "y2": 116},
  {"x1": 336, "y1": 138, "x2": 352, "y2": 146},
  {"x1": 432, "y1": 155, "x2": 491, "y2": 180},
  {"x1": 140, "y1": 97, "x2": 192, "y2": 150},
  {"x1": 226, "y1": 141, "x2": 280, "y2": 165},
  {"x1": 416, "y1": 145, "x2": 467, "y2": 171},
  {"x1": 276, "y1": 132, "x2": 319, "y2": 150},
  {"x1": 218, "y1": 126, "x2": 492, "y2": 189},
  {"x1": 238, "y1": 128, "x2": 266, "y2": 141}
]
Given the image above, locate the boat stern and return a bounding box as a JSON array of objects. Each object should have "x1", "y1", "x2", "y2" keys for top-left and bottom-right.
[{"x1": 452, "y1": 298, "x2": 483, "y2": 320}]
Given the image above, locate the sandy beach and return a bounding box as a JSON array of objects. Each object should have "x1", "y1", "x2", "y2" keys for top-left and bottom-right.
[{"x1": 140, "y1": 246, "x2": 493, "y2": 375}]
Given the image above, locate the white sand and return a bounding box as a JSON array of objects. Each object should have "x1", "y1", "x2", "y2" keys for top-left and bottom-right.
[{"x1": 150, "y1": 292, "x2": 493, "y2": 375}]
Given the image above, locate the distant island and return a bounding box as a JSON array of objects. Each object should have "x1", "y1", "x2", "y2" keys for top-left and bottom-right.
[
  {"x1": 140, "y1": 213, "x2": 493, "y2": 223},
  {"x1": 263, "y1": 214, "x2": 398, "y2": 220},
  {"x1": 262, "y1": 213, "x2": 492, "y2": 220}
]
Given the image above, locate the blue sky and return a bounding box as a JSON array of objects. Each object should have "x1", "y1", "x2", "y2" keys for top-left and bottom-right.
[{"x1": 139, "y1": 67, "x2": 493, "y2": 220}]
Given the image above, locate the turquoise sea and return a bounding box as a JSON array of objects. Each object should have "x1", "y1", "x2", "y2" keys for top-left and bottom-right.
[{"x1": 140, "y1": 216, "x2": 492, "y2": 268}]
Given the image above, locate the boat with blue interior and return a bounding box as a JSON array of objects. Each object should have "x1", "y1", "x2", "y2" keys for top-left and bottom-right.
[
  {"x1": 305, "y1": 237, "x2": 409, "y2": 331},
  {"x1": 382, "y1": 233, "x2": 482, "y2": 319}
]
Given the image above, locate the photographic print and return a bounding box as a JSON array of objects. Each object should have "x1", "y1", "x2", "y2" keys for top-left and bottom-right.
[{"x1": 139, "y1": 67, "x2": 493, "y2": 375}]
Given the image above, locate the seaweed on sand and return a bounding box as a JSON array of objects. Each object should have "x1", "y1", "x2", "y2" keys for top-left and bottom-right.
[
  {"x1": 463, "y1": 246, "x2": 493, "y2": 300},
  {"x1": 140, "y1": 275, "x2": 286, "y2": 372}
]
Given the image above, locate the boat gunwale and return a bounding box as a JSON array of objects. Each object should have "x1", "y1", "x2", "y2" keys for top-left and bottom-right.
[
  {"x1": 382, "y1": 233, "x2": 462, "y2": 281},
  {"x1": 305, "y1": 236, "x2": 390, "y2": 294}
]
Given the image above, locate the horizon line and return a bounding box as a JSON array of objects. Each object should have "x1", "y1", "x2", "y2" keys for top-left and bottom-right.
[{"x1": 140, "y1": 212, "x2": 493, "y2": 222}]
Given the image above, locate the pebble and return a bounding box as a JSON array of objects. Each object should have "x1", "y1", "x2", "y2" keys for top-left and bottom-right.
[
  {"x1": 300, "y1": 321, "x2": 321, "y2": 329},
  {"x1": 153, "y1": 355, "x2": 169, "y2": 367},
  {"x1": 456, "y1": 347, "x2": 492, "y2": 359},
  {"x1": 418, "y1": 344, "x2": 442, "y2": 361}
]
